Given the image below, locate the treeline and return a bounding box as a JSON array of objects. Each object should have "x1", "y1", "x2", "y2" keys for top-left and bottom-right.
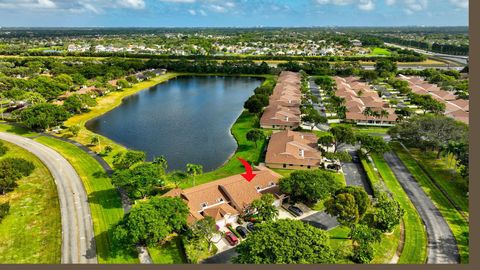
[
  {"x1": 376, "y1": 35, "x2": 469, "y2": 56},
  {"x1": 0, "y1": 50, "x2": 427, "y2": 62}
]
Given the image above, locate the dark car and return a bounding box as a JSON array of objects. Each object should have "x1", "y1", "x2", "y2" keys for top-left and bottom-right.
[
  {"x1": 352, "y1": 155, "x2": 360, "y2": 163},
  {"x1": 236, "y1": 226, "x2": 248, "y2": 238},
  {"x1": 246, "y1": 222, "x2": 256, "y2": 232},
  {"x1": 288, "y1": 205, "x2": 304, "y2": 217},
  {"x1": 225, "y1": 231, "x2": 239, "y2": 246}
]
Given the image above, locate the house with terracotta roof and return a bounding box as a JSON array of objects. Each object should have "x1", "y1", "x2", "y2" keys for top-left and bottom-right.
[
  {"x1": 260, "y1": 71, "x2": 302, "y2": 129},
  {"x1": 163, "y1": 167, "x2": 284, "y2": 229},
  {"x1": 265, "y1": 130, "x2": 323, "y2": 170},
  {"x1": 398, "y1": 75, "x2": 469, "y2": 125},
  {"x1": 334, "y1": 76, "x2": 397, "y2": 126}
]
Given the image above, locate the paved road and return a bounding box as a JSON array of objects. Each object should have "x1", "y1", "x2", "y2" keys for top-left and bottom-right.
[
  {"x1": 0, "y1": 132, "x2": 97, "y2": 264},
  {"x1": 383, "y1": 151, "x2": 459, "y2": 264},
  {"x1": 202, "y1": 248, "x2": 238, "y2": 264}
]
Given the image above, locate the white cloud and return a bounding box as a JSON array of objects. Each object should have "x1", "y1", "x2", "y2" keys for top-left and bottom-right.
[
  {"x1": 385, "y1": 0, "x2": 396, "y2": 5},
  {"x1": 449, "y1": 0, "x2": 468, "y2": 9},
  {"x1": 118, "y1": 0, "x2": 145, "y2": 9},
  {"x1": 159, "y1": 0, "x2": 196, "y2": 3},
  {"x1": 358, "y1": 0, "x2": 374, "y2": 11},
  {"x1": 315, "y1": 0, "x2": 374, "y2": 11},
  {"x1": 38, "y1": 0, "x2": 56, "y2": 8},
  {"x1": 187, "y1": 9, "x2": 196, "y2": 15}
]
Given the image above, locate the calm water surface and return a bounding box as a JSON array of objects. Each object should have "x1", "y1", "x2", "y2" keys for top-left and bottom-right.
[{"x1": 86, "y1": 76, "x2": 263, "y2": 171}]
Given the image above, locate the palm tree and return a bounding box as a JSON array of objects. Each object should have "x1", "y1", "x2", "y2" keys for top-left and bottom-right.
[
  {"x1": 363, "y1": 107, "x2": 373, "y2": 123},
  {"x1": 379, "y1": 109, "x2": 389, "y2": 125},
  {"x1": 153, "y1": 155, "x2": 168, "y2": 172},
  {"x1": 186, "y1": 163, "x2": 203, "y2": 187}
]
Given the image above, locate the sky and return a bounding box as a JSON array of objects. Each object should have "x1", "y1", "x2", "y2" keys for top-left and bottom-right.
[{"x1": 0, "y1": 0, "x2": 469, "y2": 27}]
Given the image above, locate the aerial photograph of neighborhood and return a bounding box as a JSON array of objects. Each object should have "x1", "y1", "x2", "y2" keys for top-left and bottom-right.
[{"x1": 0, "y1": 0, "x2": 471, "y2": 266}]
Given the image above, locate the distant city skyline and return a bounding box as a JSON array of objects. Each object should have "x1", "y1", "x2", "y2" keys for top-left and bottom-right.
[{"x1": 0, "y1": 0, "x2": 469, "y2": 27}]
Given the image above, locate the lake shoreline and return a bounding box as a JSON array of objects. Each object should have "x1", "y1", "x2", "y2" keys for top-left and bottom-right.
[{"x1": 62, "y1": 73, "x2": 271, "y2": 169}]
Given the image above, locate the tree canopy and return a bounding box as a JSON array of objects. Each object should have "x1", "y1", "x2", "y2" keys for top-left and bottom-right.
[
  {"x1": 279, "y1": 170, "x2": 343, "y2": 204},
  {"x1": 234, "y1": 219, "x2": 337, "y2": 264}
]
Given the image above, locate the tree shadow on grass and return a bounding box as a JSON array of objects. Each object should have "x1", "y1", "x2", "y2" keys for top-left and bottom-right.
[
  {"x1": 88, "y1": 189, "x2": 123, "y2": 209},
  {"x1": 95, "y1": 226, "x2": 138, "y2": 263}
]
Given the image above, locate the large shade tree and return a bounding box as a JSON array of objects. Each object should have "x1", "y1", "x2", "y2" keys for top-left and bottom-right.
[{"x1": 234, "y1": 219, "x2": 337, "y2": 264}]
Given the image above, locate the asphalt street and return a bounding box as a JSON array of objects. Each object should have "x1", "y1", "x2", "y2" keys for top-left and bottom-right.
[
  {"x1": 383, "y1": 151, "x2": 459, "y2": 264},
  {"x1": 0, "y1": 132, "x2": 97, "y2": 264}
]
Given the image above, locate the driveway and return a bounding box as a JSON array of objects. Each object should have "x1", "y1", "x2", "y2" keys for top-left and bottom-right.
[
  {"x1": 339, "y1": 146, "x2": 374, "y2": 196},
  {"x1": 0, "y1": 132, "x2": 97, "y2": 264},
  {"x1": 302, "y1": 212, "x2": 339, "y2": 230},
  {"x1": 383, "y1": 152, "x2": 459, "y2": 264}
]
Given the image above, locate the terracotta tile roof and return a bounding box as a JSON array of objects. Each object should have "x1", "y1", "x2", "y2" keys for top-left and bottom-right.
[
  {"x1": 261, "y1": 71, "x2": 302, "y2": 128},
  {"x1": 162, "y1": 168, "x2": 282, "y2": 224},
  {"x1": 265, "y1": 130, "x2": 322, "y2": 167},
  {"x1": 346, "y1": 108, "x2": 397, "y2": 122}
]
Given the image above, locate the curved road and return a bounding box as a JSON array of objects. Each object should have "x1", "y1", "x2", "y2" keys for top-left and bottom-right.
[
  {"x1": 0, "y1": 132, "x2": 97, "y2": 264},
  {"x1": 383, "y1": 152, "x2": 459, "y2": 264}
]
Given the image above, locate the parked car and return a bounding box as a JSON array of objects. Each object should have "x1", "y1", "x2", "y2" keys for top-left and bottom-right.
[
  {"x1": 225, "y1": 231, "x2": 239, "y2": 246},
  {"x1": 246, "y1": 222, "x2": 256, "y2": 232},
  {"x1": 352, "y1": 155, "x2": 359, "y2": 163},
  {"x1": 288, "y1": 205, "x2": 304, "y2": 217},
  {"x1": 236, "y1": 226, "x2": 248, "y2": 238}
]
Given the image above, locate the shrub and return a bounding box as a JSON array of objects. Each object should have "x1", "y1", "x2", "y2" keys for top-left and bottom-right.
[{"x1": 0, "y1": 141, "x2": 8, "y2": 157}]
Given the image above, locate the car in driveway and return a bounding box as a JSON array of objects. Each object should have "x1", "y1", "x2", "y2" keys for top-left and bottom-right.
[
  {"x1": 246, "y1": 222, "x2": 256, "y2": 232},
  {"x1": 352, "y1": 155, "x2": 359, "y2": 163},
  {"x1": 288, "y1": 205, "x2": 304, "y2": 217},
  {"x1": 225, "y1": 232, "x2": 239, "y2": 246},
  {"x1": 236, "y1": 226, "x2": 248, "y2": 238}
]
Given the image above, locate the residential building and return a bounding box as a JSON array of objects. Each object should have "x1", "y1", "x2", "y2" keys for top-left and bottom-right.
[
  {"x1": 265, "y1": 130, "x2": 323, "y2": 170},
  {"x1": 260, "y1": 71, "x2": 302, "y2": 129},
  {"x1": 162, "y1": 167, "x2": 284, "y2": 229}
]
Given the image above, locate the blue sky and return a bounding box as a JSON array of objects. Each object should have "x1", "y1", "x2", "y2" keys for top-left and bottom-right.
[{"x1": 0, "y1": 0, "x2": 468, "y2": 27}]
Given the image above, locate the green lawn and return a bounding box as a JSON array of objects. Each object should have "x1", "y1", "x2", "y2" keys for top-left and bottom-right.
[
  {"x1": 408, "y1": 149, "x2": 468, "y2": 216},
  {"x1": 148, "y1": 236, "x2": 187, "y2": 264},
  {"x1": 327, "y1": 224, "x2": 400, "y2": 264},
  {"x1": 34, "y1": 136, "x2": 138, "y2": 264},
  {"x1": 371, "y1": 153, "x2": 427, "y2": 264},
  {"x1": 371, "y1": 47, "x2": 392, "y2": 56},
  {"x1": 393, "y1": 143, "x2": 469, "y2": 263},
  {"x1": 0, "y1": 123, "x2": 38, "y2": 138},
  {"x1": 360, "y1": 157, "x2": 383, "y2": 197},
  {"x1": 0, "y1": 140, "x2": 61, "y2": 263}
]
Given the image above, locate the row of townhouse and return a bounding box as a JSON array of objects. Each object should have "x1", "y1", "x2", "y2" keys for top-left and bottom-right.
[
  {"x1": 334, "y1": 76, "x2": 398, "y2": 126},
  {"x1": 398, "y1": 75, "x2": 469, "y2": 125},
  {"x1": 260, "y1": 71, "x2": 303, "y2": 130},
  {"x1": 163, "y1": 167, "x2": 285, "y2": 229}
]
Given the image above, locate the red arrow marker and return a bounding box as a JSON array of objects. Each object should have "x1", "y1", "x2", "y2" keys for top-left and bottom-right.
[{"x1": 237, "y1": 157, "x2": 256, "y2": 182}]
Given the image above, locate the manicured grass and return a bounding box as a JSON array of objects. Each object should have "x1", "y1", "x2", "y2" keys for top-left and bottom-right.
[
  {"x1": 0, "y1": 123, "x2": 38, "y2": 138},
  {"x1": 327, "y1": 224, "x2": 400, "y2": 264},
  {"x1": 180, "y1": 111, "x2": 267, "y2": 188},
  {"x1": 393, "y1": 143, "x2": 469, "y2": 263},
  {"x1": 371, "y1": 153, "x2": 427, "y2": 264},
  {"x1": 33, "y1": 136, "x2": 138, "y2": 264},
  {"x1": 148, "y1": 236, "x2": 187, "y2": 264},
  {"x1": 408, "y1": 149, "x2": 468, "y2": 216},
  {"x1": 360, "y1": 157, "x2": 383, "y2": 197},
  {"x1": 0, "y1": 140, "x2": 61, "y2": 263},
  {"x1": 371, "y1": 47, "x2": 392, "y2": 56}
]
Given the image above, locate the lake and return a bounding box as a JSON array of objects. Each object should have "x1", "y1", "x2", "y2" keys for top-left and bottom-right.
[{"x1": 86, "y1": 76, "x2": 263, "y2": 172}]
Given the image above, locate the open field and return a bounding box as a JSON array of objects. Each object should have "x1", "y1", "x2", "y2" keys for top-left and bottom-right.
[
  {"x1": 371, "y1": 153, "x2": 428, "y2": 264},
  {"x1": 33, "y1": 136, "x2": 138, "y2": 264},
  {"x1": 0, "y1": 140, "x2": 61, "y2": 263},
  {"x1": 392, "y1": 143, "x2": 469, "y2": 263},
  {"x1": 371, "y1": 47, "x2": 392, "y2": 56}
]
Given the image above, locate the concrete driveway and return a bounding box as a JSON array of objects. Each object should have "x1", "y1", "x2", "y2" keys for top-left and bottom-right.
[
  {"x1": 383, "y1": 152, "x2": 459, "y2": 264},
  {"x1": 0, "y1": 132, "x2": 97, "y2": 263}
]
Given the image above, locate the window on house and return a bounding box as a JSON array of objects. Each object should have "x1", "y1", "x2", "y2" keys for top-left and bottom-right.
[{"x1": 283, "y1": 164, "x2": 286, "y2": 168}]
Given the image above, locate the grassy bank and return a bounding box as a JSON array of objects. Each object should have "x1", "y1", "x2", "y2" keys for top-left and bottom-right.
[
  {"x1": 392, "y1": 143, "x2": 469, "y2": 263},
  {"x1": 33, "y1": 136, "x2": 138, "y2": 264},
  {"x1": 408, "y1": 148, "x2": 468, "y2": 216},
  {"x1": 0, "y1": 140, "x2": 61, "y2": 263},
  {"x1": 371, "y1": 153, "x2": 427, "y2": 264}
]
